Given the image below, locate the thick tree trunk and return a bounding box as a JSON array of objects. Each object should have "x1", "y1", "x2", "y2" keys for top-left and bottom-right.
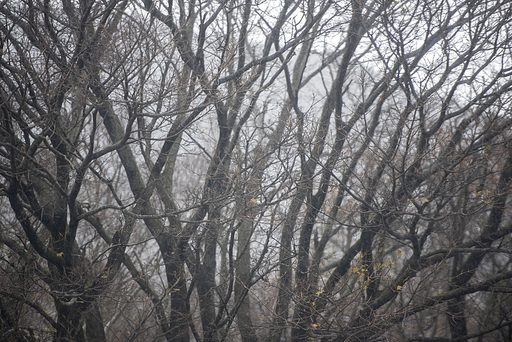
[
  {"x1": 235, "y1": 219, "x2": 259, "y2": 342},
  {"x1": 85, "y1": 304, "x2": 107, "y2": 342},
  {"x1": 55, "y1": 302, "x2": 86, "y2": 342}
]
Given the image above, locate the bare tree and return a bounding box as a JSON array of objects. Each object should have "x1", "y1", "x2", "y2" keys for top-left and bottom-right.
[{"x1": 1, "y1": 0, "x2": 512, "y2": 341}]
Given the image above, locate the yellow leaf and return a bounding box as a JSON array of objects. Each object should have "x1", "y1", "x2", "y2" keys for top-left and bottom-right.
[
  {"x1": 250, "y1": 198, "x2": 258, "y2": 204},
  {"x1": 397, "y1": 285, "x2": 402, "y2": 290},
  {"x1": 56, "y1": 252, "x2": 64, "y2": 257},
  {"x1": 315, "y1": 289, "x2": 324, "y2": 295},
  {"x1": 486, "y1": 145, "x2": 491, "y2": 150}
]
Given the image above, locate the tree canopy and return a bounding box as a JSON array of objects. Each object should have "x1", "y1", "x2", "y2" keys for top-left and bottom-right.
[{"x1": 1, "y1": 0, "x2": 512, "y2": 341}]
